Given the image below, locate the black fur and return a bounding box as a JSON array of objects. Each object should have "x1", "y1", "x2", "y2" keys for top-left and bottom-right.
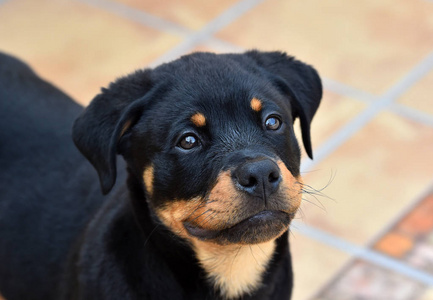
[{"x1": 0, "y1": 51, "x2": 321, "y2": 300}]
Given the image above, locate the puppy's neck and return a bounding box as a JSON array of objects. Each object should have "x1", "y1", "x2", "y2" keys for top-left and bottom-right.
[{"x1": 192, "y1": 239, "x2": 276, "y2": 299}]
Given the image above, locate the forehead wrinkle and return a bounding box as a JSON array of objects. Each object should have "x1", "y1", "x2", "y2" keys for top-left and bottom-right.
[
  {"x1": 216, "y1": 124, "x2": 263, "y2": 153},
  {"x1": 205, "y1": 100, "x2": 261, "y2": 139}
]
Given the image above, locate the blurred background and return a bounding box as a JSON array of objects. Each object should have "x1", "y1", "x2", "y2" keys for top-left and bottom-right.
[{"x1": 1, "y1": 0, "x2": 433, "y2": 299}]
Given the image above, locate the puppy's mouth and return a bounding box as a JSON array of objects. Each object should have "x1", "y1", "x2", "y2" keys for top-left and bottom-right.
[{"x1": 183, "y1": 210, "x2": 293, "y2": 245}]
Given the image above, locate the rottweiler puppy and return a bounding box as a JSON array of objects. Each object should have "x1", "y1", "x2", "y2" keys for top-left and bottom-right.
[{"x1": 0, "y1": 50, "x2": 321, "y2": 300}]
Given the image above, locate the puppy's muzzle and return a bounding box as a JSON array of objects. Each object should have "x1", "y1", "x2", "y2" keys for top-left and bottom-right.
[{"x1": 156, "y1": 152, "x2": 302, "y2": 245}]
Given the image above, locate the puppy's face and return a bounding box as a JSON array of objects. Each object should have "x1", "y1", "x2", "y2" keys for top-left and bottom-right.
[
  {"x1": 73, "y1": 51, "x2": 322, "y2": 247},
  {"x1": 123, "y1": 55, "x2": 304, "y2": 245}
]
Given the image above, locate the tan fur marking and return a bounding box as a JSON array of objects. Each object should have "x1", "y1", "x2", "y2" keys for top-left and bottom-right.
[
  {"x1": 193, "y1": 239, "x2": 276, "y2": 299},
  {"x1": 143, "y1": 166, "x2": 154, "y2": 195},
  {"x1": 250, "y1": 98, "x2": 262, "y2": 112},
  {"x1": 156, "y1": 171, "x2": 240, "y2": 234},
  {"x1": 156, "y1": 197, "x2": 203, "y2": 238},
  {"x1": 277, "y1": 160, "x2": 303, "y2": 213},
  {"x1": 191, "y1": 112, "x2": 206, "y2": 127}
]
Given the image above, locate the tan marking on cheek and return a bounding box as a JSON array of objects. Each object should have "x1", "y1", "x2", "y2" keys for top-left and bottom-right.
[
  {"x1": 156, "y1": 197, "x2": 203, "y2": 238},
  {"x1": 250, "y1": 98, "x2": 262, "y2": 112},
  {"x1": 155, "y1": 171, "x2": 242, "y2": 240},
  {"x1": 155, "y1": 170, "x2": 242, "y2": 235},
  {"x1": 157, "y1": 171, "x2": 240, "y2": 233},
  {"x1": 143, "y1": 166, "x2": 154, "y2": 195},
  {"x1": 207, "y1": 171, "x2": 236, "y2": 204},
  {"x1": 277, "y1": 161, "x2": 303, "y2": 213},
  {"x1": 193, "y1": 170, "x2": 241, "y2": 229},
  {"x1": 192, "y1": 239, "x2": 276, "y2": 299},
  {"x1": 191, "y1": 112, "x2": 206, "y2": 127}
]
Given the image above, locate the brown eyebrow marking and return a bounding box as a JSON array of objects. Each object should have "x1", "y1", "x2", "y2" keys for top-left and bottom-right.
[
  {"x1": 250, "y1": 98, "x2": 262, "y2": 112},
  {"x1": 191, "y1": 112, "x2": 206, "y2": 127}
]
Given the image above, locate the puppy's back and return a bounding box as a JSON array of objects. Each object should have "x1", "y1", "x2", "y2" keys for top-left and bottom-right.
[{"x1": 0, "y1": 53, "x2": 103, "y2": 300}]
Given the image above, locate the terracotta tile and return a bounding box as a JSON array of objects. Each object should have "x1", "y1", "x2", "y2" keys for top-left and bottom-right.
[
  {"x1": 316, "y1": 260, "x2": 425, "y2": 300},
  {"x1": 398, "y1": 70, "x2": 433, "y2": 116},
  {"x1": 0, "y1": 0, "x2": 181, "y2": 105},
  {"x1": 374, "y1": 232, "x2": 414, "y2": 258},
  {"x1": 290, "y1": 233, "x2": 350, "y2": 300},
  {"x1": 114, "y1": 0, "x2": 239, "y2": 30},
  {"x1": 407, "y1": 242, "x2": 433, "y2": 274},
  {"x1": 299, "y1": 112, "x2": 433, "y2": 244},
  {"x1": 397, "y1": 195, "x2": 433, "y2": 237},
  {"x1": 217, "y1": 0, "x2": 433, "y2": 94}
]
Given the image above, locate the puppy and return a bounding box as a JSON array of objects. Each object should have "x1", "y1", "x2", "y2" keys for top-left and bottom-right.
[{"x1": 0, "y1": 50, "x2": 321, "y2": 300}]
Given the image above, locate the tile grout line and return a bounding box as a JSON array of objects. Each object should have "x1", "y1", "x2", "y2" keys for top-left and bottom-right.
[
  {"x1": 390, "y1": 103, "x2": 433, "y2": 128},
  {"x1": 301, "y1": 51, "x2": 433, "y2": 174},
  {"x1": 291, "y1": 221, "x2": 433, "y2": 287},
  {"x1": 303, "y1": 181, "x2": 433, "y2": 299},
  {"x1": 75, "y1": 0, "x2": 265, "y2": 67},
  {"x1": 383, "y1": 52, "x2": 433, "y2": 101},
  {"x1": 321, "y1": 77, "x2": 377, "y2": 103},
  {"x1": 75, "y1": 0, "x2": 190, "y2": 36},
  {"x1": 148, "y1": 0, "x2": 266, "y2": 67}
]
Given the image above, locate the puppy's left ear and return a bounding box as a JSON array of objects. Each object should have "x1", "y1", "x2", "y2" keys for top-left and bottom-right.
[
  {"x1": 246, "y1": 51, "x2": 322, "y2": 159},
  {"x1": 72, "y1": 70, "x2": 155, "y2": 194}
]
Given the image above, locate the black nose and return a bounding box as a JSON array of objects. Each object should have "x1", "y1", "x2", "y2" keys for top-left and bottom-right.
[{"x1": 233, "y1": 159, "x2": 281, "y2": 198}]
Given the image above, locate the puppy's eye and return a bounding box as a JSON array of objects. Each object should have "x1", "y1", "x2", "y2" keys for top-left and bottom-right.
[
  {"x1": 178, "y1": 134, "x2": 199, "y2": 150},
  {"x1": 265, "y1": 115, "x2": 282, "y2": 131}
]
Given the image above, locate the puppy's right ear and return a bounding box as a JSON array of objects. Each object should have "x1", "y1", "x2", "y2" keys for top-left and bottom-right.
[{"x1": 72, "y1": 70, "x2": 154, "y2": 195}]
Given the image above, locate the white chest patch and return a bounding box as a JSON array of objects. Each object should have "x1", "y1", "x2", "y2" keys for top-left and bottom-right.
[{"x1": 192, "y1": 240, "x2": 276, "y2": 299}]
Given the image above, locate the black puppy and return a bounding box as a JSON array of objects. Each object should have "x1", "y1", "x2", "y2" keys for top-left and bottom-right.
[{"x1": 0, "y1": 50, "x2": 321, "y2": 300}]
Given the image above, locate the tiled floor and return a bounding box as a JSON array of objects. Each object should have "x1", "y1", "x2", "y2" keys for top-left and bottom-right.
[{"x1": 1, "y1": 0, "x2": 432, "y2": 299}]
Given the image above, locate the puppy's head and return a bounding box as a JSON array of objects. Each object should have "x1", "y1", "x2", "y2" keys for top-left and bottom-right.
[{"x1": 73, "y1": 51, "x2": 322, "y2": 246}]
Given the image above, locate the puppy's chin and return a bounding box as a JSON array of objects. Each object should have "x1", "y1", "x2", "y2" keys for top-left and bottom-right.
[{"x1": 183, "y1": 210, "x2": 293, "y2": 245}]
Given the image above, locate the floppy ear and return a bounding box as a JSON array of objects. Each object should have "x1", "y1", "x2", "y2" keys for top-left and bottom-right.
[
  {"x1": 246, "y1": 50, "x2": 322, "y2": 159},
  {"x1": 72, "y1": 70, "x2": 154, "y2": 195}
]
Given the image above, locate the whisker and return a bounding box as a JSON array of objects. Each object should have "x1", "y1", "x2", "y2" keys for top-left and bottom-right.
[
  {"x1": 300, "y1": 169, "x2": 336, "y2": 198},
  {"x1": 301, "y1": 196, "x2": 327, "y2": 212},
  {"x1": 287, "y1": 227, "x2": 297, "y2": 240},
  {"x1": 249, "y1": 245, "x2": 259, "y2": 265},
  {"x1": 229, "y1": 245, "x2": 243, "y2": 281},
  {"x1": 255, "y1": 243, "x2": 267, "y2": 257},
  {"x1": 296, "y1": 207, "x2": 306, "y2": 220},
  {"x1": 195, "y1": 209, "x2": 222, "y2": 229},
  {"x1": 295, "y1": 170, "x2": 337, "y2": 215},
  {"x1": 143, "y1": 224, "x2": 161, "y2": 248}
]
